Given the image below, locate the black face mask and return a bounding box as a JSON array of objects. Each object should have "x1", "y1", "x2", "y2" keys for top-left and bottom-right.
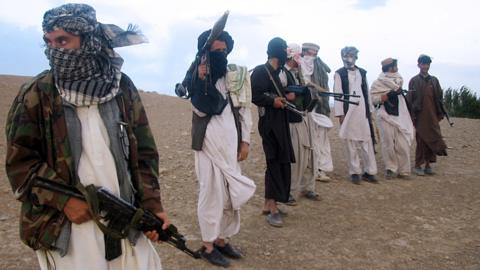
[
  {"x1": 268, "y1": 46, "x2": 288, "y2": 67},
  {"x1": 277, "y1": 50, "x2": 288, "y2": 67},
  {"x1": 209, "y1": 51, "x2": 228, "y2": 82}
]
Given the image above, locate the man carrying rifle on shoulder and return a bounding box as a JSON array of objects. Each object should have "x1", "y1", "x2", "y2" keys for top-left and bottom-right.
[
  {"x1": 251, "y1": 37, "x2": 296, "y2": 228},
  {"x1": 5, "y1": 3, "x2": 169, "y2": 269},
  {"x1": 184, "y1": 24, "x2": 256, "y2": 267}
]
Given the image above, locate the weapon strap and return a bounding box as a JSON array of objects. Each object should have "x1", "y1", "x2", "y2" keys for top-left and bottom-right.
[
  {"x1": 75, "y1": 182, "x2": 145, "y2": 238},
  {"x1": 263, "y1": 65, "x2": 286, "y2": 98},
  {"x1": 75, "y1": 182, "x2": 146, "y2": 260},
  {"x1": 74, "y1": 183, "x2": 126, "y2": 239},
  {"x1": 226, "y1": 92, "x2": 242, "y2": 152}
]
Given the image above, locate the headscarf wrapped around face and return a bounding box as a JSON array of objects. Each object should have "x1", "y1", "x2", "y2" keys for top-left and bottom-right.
[
  {"x1": 42, "y1": 3, "x2": 148, "y2": 106},
  {"x1": 196, "y1": 29, "x2": 234, "y2": 82},
  {"x1": 287, "y1": 43, "x2": 302, "y2": 65},
  {"x1": 267, "y1": 37, "x2": 288, "y2": 67}
]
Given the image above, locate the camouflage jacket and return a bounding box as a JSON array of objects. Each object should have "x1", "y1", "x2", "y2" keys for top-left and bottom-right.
[{"x1": 5, "y1": 71, "x2": 162, "y2": 250}]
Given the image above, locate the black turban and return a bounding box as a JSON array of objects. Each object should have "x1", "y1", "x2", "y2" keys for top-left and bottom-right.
[
  {"x1": 197, "y1": 29, "x2": 234, "y2": 54},
  {"x1": 418, "y1": 54, "x2": 432, "y2": 64},
  {"x1": 267, "y1": 37, "x2": 287, "y2": 59}
]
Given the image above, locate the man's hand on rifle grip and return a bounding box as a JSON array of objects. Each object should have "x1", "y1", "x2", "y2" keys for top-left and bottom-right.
[
  {"x1": 144, "y1": 211, "x2": 171, "y2": 242},
  {"x1": 273, "y1": 97, "x2": 286, "y2": 109},
  {"x1": 198, "y1": 64, "x2": 207, "y2": 80},
  {"x1": 63, "y1": 197, "x2": 92, "y2": 224}
]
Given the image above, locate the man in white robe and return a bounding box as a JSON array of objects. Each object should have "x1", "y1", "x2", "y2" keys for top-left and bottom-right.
[
  {"x1": 300, "y1": 42, "x2": 334, "y2": 182},
  {"x1": 370, "y1": 58, "x2": 414, "y2": 178},
  {"x1": 333, "y1": 46, "x2": 378, "y2": 184},
  {"x1": 279, "y1": 43, "x2": 318, "y2": 204},
  {"x1": 189, "y1": 29, "x2": 256, "y2": 268}
]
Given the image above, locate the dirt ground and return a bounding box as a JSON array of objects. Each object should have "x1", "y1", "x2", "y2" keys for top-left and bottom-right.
[{"x1": 0, "y1": 75, "x2": 479, "y2": 270}]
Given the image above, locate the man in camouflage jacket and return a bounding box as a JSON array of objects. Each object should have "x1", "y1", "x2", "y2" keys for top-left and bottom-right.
[{"x1": 5, "y1": 3, "x2": 168, "y2": 269}]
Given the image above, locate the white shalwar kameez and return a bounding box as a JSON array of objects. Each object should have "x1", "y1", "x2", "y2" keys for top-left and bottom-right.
[
  {"x1": 370, "y1": 72, "x2": 414, "y2": 175},
  {"x1": 37, "y1": 105, "x2": 162, "y2": 270},
  {"x1": 301, "y1": 62, "x2": 334, "y2": 175},
  {"x1": 288, "y1": 117, "x2": 315, "y2": 198},
  {"x1": 279, "y1": 67, "x2": 315, "y2": 198},
  {"x1": 334, "y1": 69, "x2": 377, "y2": 175},
  {"x1": 194, "y1": 77, "x2": 255, "y2": 242},
  {"x1": 308, "y1": 110, "x2": 334, "y2": 175}
]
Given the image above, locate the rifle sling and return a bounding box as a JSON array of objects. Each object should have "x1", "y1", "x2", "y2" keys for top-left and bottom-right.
[
  {"x1": 263, "y1": 65, "x2": 285, "y2": 98},
  {"x1": 74, "y1": 182, "x2": 145, "y2": 261}
]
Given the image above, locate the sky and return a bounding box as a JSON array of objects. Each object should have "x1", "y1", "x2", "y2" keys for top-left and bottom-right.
[{"x1": 0, "y1": 0, "x2": 479, "y2": 95}]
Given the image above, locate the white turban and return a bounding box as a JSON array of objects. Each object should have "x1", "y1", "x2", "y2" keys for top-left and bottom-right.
[{"x1": 287, "y1": 43, "x2": 302, "y2": 64}]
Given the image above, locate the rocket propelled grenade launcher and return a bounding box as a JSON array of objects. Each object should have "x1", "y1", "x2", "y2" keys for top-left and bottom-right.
[{"x1": 175, "y1": 11, "x2": 230, "y2": 98}]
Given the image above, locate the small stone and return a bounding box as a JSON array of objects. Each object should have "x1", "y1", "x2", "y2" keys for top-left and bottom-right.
[{"x1": 422, "y1": 224, "x2": 435, "y2": 230}]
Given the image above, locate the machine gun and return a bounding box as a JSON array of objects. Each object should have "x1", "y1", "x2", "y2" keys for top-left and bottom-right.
[{"x1": 33, "y1": 177, "x2": 202, "y2": 259}]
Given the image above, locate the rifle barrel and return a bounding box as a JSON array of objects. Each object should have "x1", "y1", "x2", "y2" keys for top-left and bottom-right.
[
  {"x1": 285, "y1": 103, "x2": 306, "y2": 116},
  {"x1": 334, "y1": 98, "x2": 359, "y2": 106},
  {"x1": 318, "y1": 92, "x2": 360, "y2": 98}
]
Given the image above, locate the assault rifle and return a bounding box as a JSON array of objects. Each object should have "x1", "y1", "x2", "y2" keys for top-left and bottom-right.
[
  {"x1": 305, "y1": 82, "x2": 360, "y2": 105},
  {"x1": 440, "y1": 103, "x2": 454, "y2": 127},
  {"x1": 33, "y1": 177, "x2": 202, "y2": 259}
]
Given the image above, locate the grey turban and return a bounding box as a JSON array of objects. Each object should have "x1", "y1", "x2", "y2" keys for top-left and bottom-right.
[{"x1": 341, "y1": 46, "x2": 359, "y2": 59}]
